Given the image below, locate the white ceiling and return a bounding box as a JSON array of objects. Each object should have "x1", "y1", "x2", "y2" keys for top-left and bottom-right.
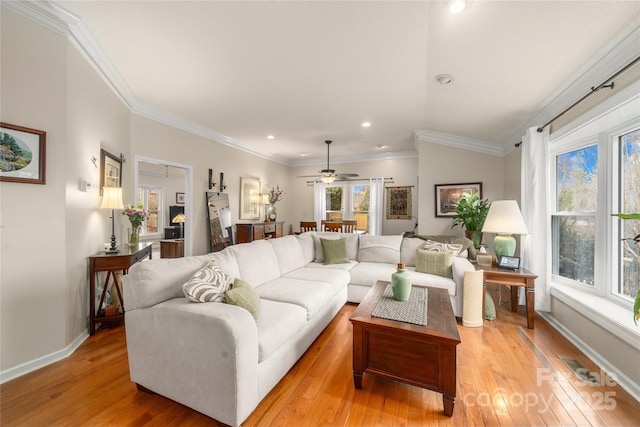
[{"x1": 43, "y1": 1, "x2": 640, "y2": 164}]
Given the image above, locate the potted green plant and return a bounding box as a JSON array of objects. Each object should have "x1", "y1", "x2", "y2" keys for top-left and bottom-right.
[
  {"x1": 611, "y1": 213, "x2": 640, "y2": 325},
  {"x1": 451, "y1": 192, "x2": 491, "y2": 248}
]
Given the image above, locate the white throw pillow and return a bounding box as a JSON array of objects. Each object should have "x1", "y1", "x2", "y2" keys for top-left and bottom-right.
[
  {"x1": 422, "y1": 239, "x2": 463, "y2": 256},
  {"x1": 183, "y1": 259, "x2": 233, "y2": 303}
]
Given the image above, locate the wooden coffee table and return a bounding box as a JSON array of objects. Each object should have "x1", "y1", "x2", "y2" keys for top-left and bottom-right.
[{"x1": 350, "y1": 281, "x2": 461, "y2": 416}]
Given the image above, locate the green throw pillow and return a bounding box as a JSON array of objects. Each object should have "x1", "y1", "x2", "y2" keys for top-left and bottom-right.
[
  {"x1": 416, "y1": 249, "x2": 453, "y2": 278},
  {"x1": 321, "y1": 238, "x2": 349, "y2": 265},
  {"x1": 485, "y1": 291, "x2": 496, "y2": 320},
  {"x1": 225, "y1": 278, "x2": 261, "y2": 321}
]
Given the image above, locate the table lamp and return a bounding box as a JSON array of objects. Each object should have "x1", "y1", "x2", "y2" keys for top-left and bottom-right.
[
  {"x1": 100, "y1": 187, "x2": 124, "y2": 254},
  {"x1": 261, "y1": 194, "x2": 270, "y2": 221},
  {"x1": 172, "y1": 213, "x2": 185, "y2": 240},
  {"x1": 481, "y1": 200, "x2": 528, "y2": 260}
]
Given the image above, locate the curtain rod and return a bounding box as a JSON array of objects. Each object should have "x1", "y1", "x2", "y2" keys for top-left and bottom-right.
[{"x1": 515, "y1": 55, "x2": 640, "y2": 148}]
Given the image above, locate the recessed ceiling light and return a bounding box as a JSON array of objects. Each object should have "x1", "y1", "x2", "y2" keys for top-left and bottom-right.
[
  {"x1": 449, "y1": 0, "x2": 471, "y2": 13},
  {"x1": 267, "y1": 135, "x2": 275, "y2": 139},
  {"x1": 300, "y1": 153, "x2": 309, "y2": 157},
  {"x1": 361, "y1": 122, "x2": 371, "y2": 128},
  {"x1": 436, "y1": 74, "x2": 454, "y2": 85},
  {"x1": 376, "y1": 145, "x2": 386, "y2": 150}
]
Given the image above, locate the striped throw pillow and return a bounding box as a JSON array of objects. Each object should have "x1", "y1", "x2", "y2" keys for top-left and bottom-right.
[
  {"x1": 422, "y1": 239, "x2": 463, "y2": 256},
  {"x1": 183, "y1": 259, "x2": 232, "y2": 303},
  {"x1": 416, "y1": 249, "x2": 453, "y2": 278}
]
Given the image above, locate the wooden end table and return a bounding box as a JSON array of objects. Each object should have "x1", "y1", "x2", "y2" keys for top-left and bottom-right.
[
  {"x1": 349, "y1": 281, "x2": 461, "y2": 416},
  {"x1": 476, "y1": 264, "x2": 538, "y2": 329}
]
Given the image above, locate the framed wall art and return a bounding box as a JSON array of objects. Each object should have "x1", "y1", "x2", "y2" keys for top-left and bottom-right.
[
  {"x1": 385, "y1": 186, "x2": 412, "y2": 219},
  {"x1": 239, "y1": 177, "x2": 261, "y2": 220},
  {"x1": 100, "y1": 149, "x2": 122, "y2": 195},
  {"x1": 176, "y1": 192, "x2": 185, "y2": 204},
  {"x1": 0, "y1": 122, "x2": 46, "y2": 184},
  {"x1": 434, "y1": 182, "x2": 482, "y2": 217}
]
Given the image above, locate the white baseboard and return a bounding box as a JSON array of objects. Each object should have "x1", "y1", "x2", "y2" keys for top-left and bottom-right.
[
  {"x1": 538, "y1": 311, "x2": 640, "y2": 403},
  {"x1": 0, "y1": 331, "x2": 89, "y2": 384}
]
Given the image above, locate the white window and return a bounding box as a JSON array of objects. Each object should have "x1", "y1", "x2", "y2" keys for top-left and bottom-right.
[
  {"x1": 550, "y1": 107, "x2": 639, "y2": 310},
  {"x1": 323, "y1": 183, "x2": 370, "y2": 230},
  {"x1": 616, "y1": 129, "x2": 640, "y2": 301},
  {"x1": 137, "y1": 186, "x2": 162, "y2": 234}
]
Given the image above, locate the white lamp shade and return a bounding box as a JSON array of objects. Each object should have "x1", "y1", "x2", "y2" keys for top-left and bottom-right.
[
  {"x1": 100, "y1": 187, "x2": 124, "y2": 210},
  {"x1": 481, "y1": 200, "x2": 528, "y2": 235}
]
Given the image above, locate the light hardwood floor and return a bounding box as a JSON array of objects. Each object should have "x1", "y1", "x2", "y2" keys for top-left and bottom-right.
[{"x1": 2, "y1": 286, "x2": 639, "y2": 426}]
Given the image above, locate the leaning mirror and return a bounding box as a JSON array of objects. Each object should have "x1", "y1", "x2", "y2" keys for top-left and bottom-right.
[{"x1": 206, "y1": 191, "x2": 233, "y2": 252}]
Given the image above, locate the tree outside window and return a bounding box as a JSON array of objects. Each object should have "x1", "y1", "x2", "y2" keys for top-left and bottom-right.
[{"x1": 619, "y1": 129, "x2": 640, "y2": 300}]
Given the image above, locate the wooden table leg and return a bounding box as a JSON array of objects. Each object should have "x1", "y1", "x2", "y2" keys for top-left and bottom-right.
[
  {"x1": 525, "y1": 279, "x2": 535, "y2": 329},
  {"x1": 511, "y1": 285, "x2": 518, "y2": 312}
]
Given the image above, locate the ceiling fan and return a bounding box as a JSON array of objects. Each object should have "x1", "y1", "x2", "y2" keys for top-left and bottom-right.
[{"x1": 296, "y1": 140, "x2": 359, "y2": 183}]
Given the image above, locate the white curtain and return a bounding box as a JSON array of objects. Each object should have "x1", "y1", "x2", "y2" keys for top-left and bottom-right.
[
  {"x1": 521, "y1": 126, "x2": 551, "y2": 312},
  {"x1": 368, "y1": 178, "x2": 385, "y2": 235},
  {"x1": 313, "y1": 181, "x2": 326, "y2": 229}
]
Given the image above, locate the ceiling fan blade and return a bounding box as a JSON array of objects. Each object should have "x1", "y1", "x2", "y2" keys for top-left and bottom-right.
[
  {"x1": 296, "y1": 174, "x2": 323, "y2": 178},
  {"x1": 336, "y1": 173, "x2": 359, "y2": 178}
]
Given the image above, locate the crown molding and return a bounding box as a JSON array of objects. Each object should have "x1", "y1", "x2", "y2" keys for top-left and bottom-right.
[
  {"x1": 4, "y1": 0, "x2": 291, "y2": 165},
  {"x1": 290, "y1": 150, "x2": 417, "y2": 168},
  {"x1": 413, "y1": 130, "x2": 505, "y2": 157}
]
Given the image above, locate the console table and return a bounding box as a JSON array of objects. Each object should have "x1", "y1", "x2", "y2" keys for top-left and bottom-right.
[
  {"x1": 236, "y1": 221, "x2": 283, "y2": 243},
  {"x1": 476, "y1": 264, "x2": 538, "y2": 329},
  {"x1": 88, "y1": 242, "x2": 152, "y2": 335}
]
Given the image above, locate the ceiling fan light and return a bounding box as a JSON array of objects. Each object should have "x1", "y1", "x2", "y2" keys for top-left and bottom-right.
[{"x1": 321, "y1": 175, "x2": 336, "y2": 184}]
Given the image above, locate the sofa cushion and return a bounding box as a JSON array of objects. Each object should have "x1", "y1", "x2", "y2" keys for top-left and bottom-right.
[
  {"x1": 321, "y1": 238, "x2": 349, "y2": 264},
  {"x1": 225, "y1": 278, "x2": 261, "y2": 321},
  {"x1": 422, "y1": 239, "x2": 463, "y2": 256},
  {"x1": 229, "y1": 240, "x2": 280, "y2": 287},
  {"x1": 254, "y1": 277, "x2": 335, "y2": 320},
  {"x1": 405, "y1": 268, "x2": 457, "y2": 296},
  {"x1": 311, "y1": 232, "x2": 341, "y2": 263},
  {"x1": 183, "y1": 259, "x2": 233, "y2": 302},
  {"x1": 357, "y1": 235, "x2": 402, "y2": 264},
  {"x1": 126, "y1": 254, "x2": 214, "y2": 310},
  {"x1": 400, "y1": 237, "x2": 426, "y2": 267},
  {"x1": 416, "y1": 249, "x2": 453, "y2": 278},
  {"x1": 268, "y1": 235, "x2": 306, "y2": 275},
  {"x1": 295, "y1": 233, "x2": 315, "y2": 264},
  {"x1": 339, "y1": 233, "x2": 360, "y2": 260},
  {"x1": 349, "y1": 262, "x2": 397, "y2": 287},
  {"x1": 211, "y1": 249, "x2": 240, "y2": 279},
  {"x1": 283, "y1": 267, "x2": 350, "y2": 295},
  {"x1": 257, "y1": 299, "x2": 307, "y2": 362}
]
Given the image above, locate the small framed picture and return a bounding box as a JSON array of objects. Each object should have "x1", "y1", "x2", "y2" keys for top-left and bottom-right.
[
  {"x1": 100, "y1": 148, "x2": 122, "y2": 195},
  {"x1": 498, "y1": 255, "x2": 520, "y2": 270},
  {"x1": 434, "y1": 182, "x2": 482, "y2": 217},
  {"x1": 176, "y1": 192, "x2": 185, "y2": 204},
  {"x1": 0, "y1": 122, "x2": 46, "y2": 185}
]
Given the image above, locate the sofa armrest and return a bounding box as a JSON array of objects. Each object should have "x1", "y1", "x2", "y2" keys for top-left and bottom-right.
[{"x1": 125, "y1": 299, "x2": 259, "y2": 427}]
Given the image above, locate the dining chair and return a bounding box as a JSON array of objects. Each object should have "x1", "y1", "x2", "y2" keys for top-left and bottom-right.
[
  {"x1": 342, "y1": 220, "x2": 357, "y2": 233},
  {"x1": 300, "y1": 221, "x2": 317, "y2": 232},
  {"x1": 322, "y1": 220, "x2": 343, "y2": 232}
]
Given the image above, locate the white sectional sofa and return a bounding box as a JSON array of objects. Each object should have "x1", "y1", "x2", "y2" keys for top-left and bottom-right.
[{"x1": 123, "y1": 232, "x2": 475, "y2": 426}]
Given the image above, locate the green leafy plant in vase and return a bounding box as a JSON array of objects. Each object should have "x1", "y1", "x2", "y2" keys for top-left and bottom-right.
[
  {"x1": 451, "y1": 192, "x2": 491, "y2": 248},
  {"x1": 611, "y1": 212, "x2": 640, "y2": 325}
]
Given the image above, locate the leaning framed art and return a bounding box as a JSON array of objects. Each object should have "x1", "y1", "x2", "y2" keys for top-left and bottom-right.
[
  {"x1": 434, "y1": 182, "x2": 482, "y2": 217},
  {"x1": 0, "y1": 122, "x2": 46, "y2": 184}
]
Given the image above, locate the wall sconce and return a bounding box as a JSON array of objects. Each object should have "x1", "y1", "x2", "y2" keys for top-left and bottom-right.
[
  {"x1": 220, "y1": 172, "x2": 227, "y2": 191},
  {"x1": 209, "y1": 169, "x2": 217, "y2": 189}
]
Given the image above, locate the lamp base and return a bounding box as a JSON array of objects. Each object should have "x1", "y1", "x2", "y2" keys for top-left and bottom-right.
[{"x1": 494, "y1": 233, "x2": 516, "y2": 260}]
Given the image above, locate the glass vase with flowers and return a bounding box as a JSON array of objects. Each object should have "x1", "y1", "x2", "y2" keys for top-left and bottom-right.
[{"x1": 122, "y1": 205, "x2": 149, "y2": 244}]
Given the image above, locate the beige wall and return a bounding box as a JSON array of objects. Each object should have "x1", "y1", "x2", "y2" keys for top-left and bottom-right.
[
  {"x1": 416, "y1": 141, "x2": 505, "y2": 239},
  {"x1": 289, "y1": 156, "x2": 419, "y2": 235}
]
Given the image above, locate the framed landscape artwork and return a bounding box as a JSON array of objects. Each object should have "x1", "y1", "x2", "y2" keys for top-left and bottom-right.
[
  {"x1": 386, "y1": 186, "x2": 412, "y2": 219},
  {"x1": 100, "y1": 149, "x2": 122, "y2": 195},
  {"x1": 239, "y1": 177, "x2": 261, "y2": 220},
  {"x1": 0, "y1": 122, "x2": 46, "y2": 185},
  {"x1": 434, "y1": 182, "x2": 482, "y2": 217}
]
